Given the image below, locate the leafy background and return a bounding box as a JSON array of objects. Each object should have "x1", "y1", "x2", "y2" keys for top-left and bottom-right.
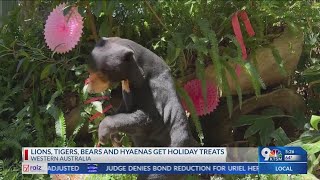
[{"x1": 0, "y1": 0, "x2": 320, "y2": 179}]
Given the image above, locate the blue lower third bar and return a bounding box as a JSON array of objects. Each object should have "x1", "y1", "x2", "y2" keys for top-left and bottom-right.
[
  {"x1": 47, "y1": 163, "x2": 307, "y2": 174},
  {"x1": 48, "y1": 163, "x2": 259, "y2": 174},
  {"x1": 259, "y1": 162, "x2": 307, "y2": 174}
]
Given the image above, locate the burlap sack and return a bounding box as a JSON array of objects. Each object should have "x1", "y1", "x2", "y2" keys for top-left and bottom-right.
[{"x1": 205, "y1": 29, "x2": 304, "y2": 95}]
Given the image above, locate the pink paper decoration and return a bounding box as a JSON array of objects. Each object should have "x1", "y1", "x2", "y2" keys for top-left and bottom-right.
[
  {"x1": 44, "y1": 3, "x2": 84, "y2": 54},
  {"x1": 182, "y1": 79, "x2": 220, "y2": 116}
]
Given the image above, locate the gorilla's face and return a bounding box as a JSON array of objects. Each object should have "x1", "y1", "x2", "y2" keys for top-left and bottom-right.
[{"x1": 91, "y1": 38, "x2": 133, "y2": 81}]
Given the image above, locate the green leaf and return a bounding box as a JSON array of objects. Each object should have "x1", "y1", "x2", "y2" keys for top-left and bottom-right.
[
  {"x1": 308, "y1": 154, "x2": 320, "y2": 173},
  {"x1": 99, "y1": 18, "x2": 111, "y2": 37},
  {"x1": 221, "y1": 69, "x2": 233, "y2": 117},
  {"x1": 220, "y1": 35, "x2": 243, "y2": 109},
  {"x1": 235, "y1": 107, "x2": 291, "y2": 127},
  {"x1": 186, "y1": 175, "x2": 199, "y2": 180},
  {"x1": 259, "y1": 120, "x2": 275, "y2": 146},
  {"x1": 71, "y1": 117, "x2": 86, "y2": 137},
  {"x1": 251, "y1": 51, "x2": 259, "y2": 72},
  {"x1": 48, "y1": 90, "x2": 62, "y2": 105},
  {"x1": 93, "y1": 0, "x2": 103, "y2": 17},
  {"x1": 23, "y1": 65, "x2": 36, "y2": 86},
  {"x1": 242, "y1": 62, "x2": 266, "y2": 96},
  {"x1": 224, "y1": 35, "x2": 242, "y2": 59},
  {"x1": 234, "y1": 115, "x2": 261, "y2": 127},
  {"x1": 172, "y1": 33, "x2": 184, "y2": 48},
  {"x1": 200, "y1": 28, "x2": 222, "y2": 88},
  {"x1": 244, "y1": 121, "x2": 262, "y2": 138},
  {"x1": 195, "y1": 54, "x2": 207, "y2": 113},
  {"x1": 261, "y1": 106, "x2": 285, "y2": 116},
  {"x1": 221, "y1": 57, "x2": 242, "y2": 109},
  {"x1": 302, "y1": 141, "x2": 320, "y2": 155},
  {"x1": 271, "y1": 46, "x2": 287, "y2": 76},
  {"x1": 16, "y1": 58, "x2": 25, "y2": 72},
  {"x1": 33, "y1": 113, "x2": 45, "y2": 146},
  {"x1": 290, "y1": 110, "x2": 307, "y2": 129},
  {"x1": 302, "y1": 64, "x2": 320, "y2": 77},
  {"x1": 16, "y1": 105, "x2": 30, "y2": 120},
  {"x1": 17, "y1": 49, "x2": 29, "y2": 58},
  {"x1": 239, "y1": 114, "x2": 275, "y2": 145},
  {"x1": 82, "y1": 84, "x2": 89, "y2": 100},
  {"x1": 40, "y1": 64, "x2": 53, "y2": 80},
  {"x1": 287, "y1": 131, "x2": 320, "y2": 147},
  {"x1": 62, "y1": 5, "x2": 72, "y2": 16},
  {"x1": 271, "y1": 127, "x2": 291, "y2": 146},
  {"x1": 189, "y1": 3, "x2": 194, "y2": 16},
  {"x1": 310, "y1": 115, "x2": 320, "y2": 130},
  {"x1": 176, "y1": 82, "x2": 203, "y2": 145},
  {"x1": 197, "y1": 18, "x2": 211, "y2": 36},
  {"x1": 104, "y1": 0, "x2": 115, "y2": 16},
  {"x1": 239, "y1": 107, "x2": 304, "y2": 146},
  {"x1": 300, "y1": 131, "x2": 320, "y2": 140},
  {"x1": 21, "y1": 57, "x2": 30, "y2": 73},
  {"x1": 55, "y1": 109, "x2": 66, "y2": 146},
  {"x1": 92, "y1": 101, "x2": 103, "y2": 113},
  {"x1": 47, "y1": 105, "x2": 66, "y2": 146},
  {"x1": 190, "y1": 34, "x2": 208, "y2": 55},
  {"x1": 144, "y1": 21, "x2": 149, "y2": 29},
  {"x1": 165, "y1": 41, "x2": 179, "y2": 65},
  {"x1": 306, "y1": 32, "x2": 319, "y2": 46},
  {"x1": 56, "y1": 79, "x2": 63, "y2": 92}
]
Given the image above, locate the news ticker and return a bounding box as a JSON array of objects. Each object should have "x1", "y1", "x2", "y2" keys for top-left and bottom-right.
[{"x1": 22, "y1": 147, "x2": 307, "y2": 175}]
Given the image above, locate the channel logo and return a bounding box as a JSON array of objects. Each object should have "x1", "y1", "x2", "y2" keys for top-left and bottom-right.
[
  {"x1": 23, "y1": 164, "x2": 29, "y2": 172},
  {"x1": 261, "y1": 147, "x2": 282, "y2": 161},
  {"x1": 22, "y1": 163, "x2": 48, "y2": 174},
  {"x1": 87, "y1": 164, "x2": 98, "y2": 173}
]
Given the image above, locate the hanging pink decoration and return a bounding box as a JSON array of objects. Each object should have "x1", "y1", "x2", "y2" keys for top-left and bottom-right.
[
  {"x1": 182, "y1": 79, "x2": 220, "y2": 116},
  {"x1": 44, "y1": 3, "x2": 84, "y2": 54}
]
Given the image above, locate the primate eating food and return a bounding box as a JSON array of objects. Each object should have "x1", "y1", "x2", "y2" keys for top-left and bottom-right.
[{"x1": 87, "y1": 37, "x2": 198, "y2": 180}]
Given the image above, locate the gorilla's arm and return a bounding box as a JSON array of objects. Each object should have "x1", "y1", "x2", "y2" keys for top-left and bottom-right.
[{"x1": 98, "y1": 110, "x2": 148, "y2": 145}]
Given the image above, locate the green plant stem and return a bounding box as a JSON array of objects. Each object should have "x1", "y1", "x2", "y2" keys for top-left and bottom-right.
[
  {"x1": 144, "y1": 0, "x2": 169, "y2": 32},
  {"x1": 85, "y1": 0, "x2": 99, "y2": 41}
]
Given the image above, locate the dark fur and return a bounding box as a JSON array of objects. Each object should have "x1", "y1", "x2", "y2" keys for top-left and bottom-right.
[{"x1": 90, "y1": 37, "x2": 198, "y2": 179}]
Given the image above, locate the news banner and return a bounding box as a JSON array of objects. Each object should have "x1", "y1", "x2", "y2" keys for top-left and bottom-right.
[{"x1": 22, "y1": 147, "x2": 307, "y2": 174}]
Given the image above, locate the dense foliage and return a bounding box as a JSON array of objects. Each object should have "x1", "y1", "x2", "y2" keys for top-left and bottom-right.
[{"x1": 0, "y1": 0, "x2": 320, "y2": 179}]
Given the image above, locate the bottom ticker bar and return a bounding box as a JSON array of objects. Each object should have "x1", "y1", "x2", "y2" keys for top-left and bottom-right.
[
  {"x1": 47, "y1": 163, "x2": 259, "y2": 174},
  {"x1": 22, "y1": 163, "x2": 307, "y2": 175}
]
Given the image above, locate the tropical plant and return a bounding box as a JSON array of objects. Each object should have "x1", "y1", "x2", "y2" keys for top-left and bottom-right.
[{"x1": 1, "y1": 0, "x2": 320, "y2": 179}]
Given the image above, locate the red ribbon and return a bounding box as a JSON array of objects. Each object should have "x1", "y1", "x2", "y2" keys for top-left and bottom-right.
[
  {"x1": 88, "y1": 104, "x2": 113, "y2": 122},
  {"x1": 84, "y1": 78, "x2": 113, "y2": 122},
  {"x1": 232, "y1": 10, "x2": 255, "y2": 60},
  {"x1": 232, "y1": 10, "x2": 255, "y2": 75}
]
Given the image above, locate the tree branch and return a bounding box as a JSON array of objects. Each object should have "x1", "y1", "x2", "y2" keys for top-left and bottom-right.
[
  {"x1": 144, "y1": 0, "x2": 169, "y2": 32},
  {"x1": 85, "y1": 1, "x2": 99, "y2": 42}
]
